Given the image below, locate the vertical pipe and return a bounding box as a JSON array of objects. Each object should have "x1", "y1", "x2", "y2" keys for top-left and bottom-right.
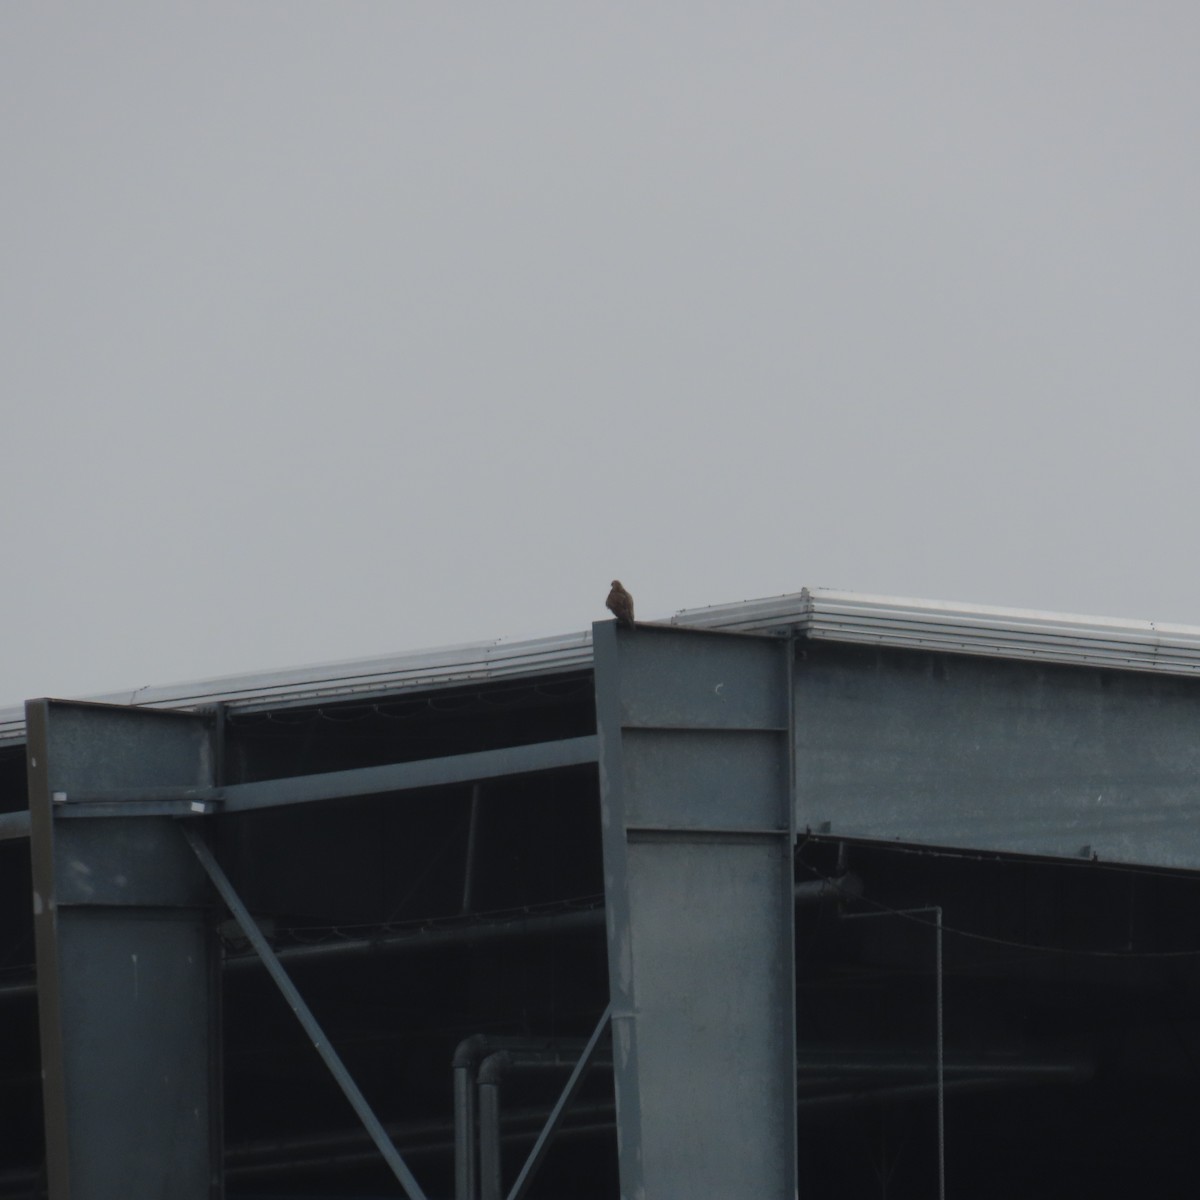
[
  {"x1": 454, "y1": 1035, "x2": 566, "y2": 1200},
  {"x1": 454, "y1": 1062, "x2": 476, "y2": 1200},
  {"x1": 478, "y1": 1075, "x2": 503, "y2": 1200}
]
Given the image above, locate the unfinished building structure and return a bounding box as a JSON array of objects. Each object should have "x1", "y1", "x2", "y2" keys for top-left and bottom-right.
[{"x1": 3, "y1": 588, "x2": 1200, "y2": 1198}]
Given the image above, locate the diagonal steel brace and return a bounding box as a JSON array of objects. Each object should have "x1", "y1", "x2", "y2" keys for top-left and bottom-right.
[
  {"x1": 505, "y1": 1002, "x2": 612, "y2": 1200},
  {"x1": 183, "y1": 825, "x2": 429, "y2": 1200}
]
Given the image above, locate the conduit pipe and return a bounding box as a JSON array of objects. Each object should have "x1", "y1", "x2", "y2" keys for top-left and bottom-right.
[
  {"x1": 453, "y1": 1036, "x2": 579, "y2": 1200},
  {"x1": 0, "y1": 874, "x2": 861, "y2": 1000},
  {"x1": 794, "y1": 1059, "x2": 1092, "y2": 1110},
  {"x1": 476, "y1": 1047, "x2": 613, "y2": 1200}
]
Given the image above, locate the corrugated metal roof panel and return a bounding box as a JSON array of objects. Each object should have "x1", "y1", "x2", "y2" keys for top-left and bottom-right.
[
  {"x1": 0, "y1": 631, "x2": 597, "y2": 747},
  {"x1": 800, "y1": 590, "x2": 1200, "y2": 674},
  {"x1": 4, "y1": 588, "x2": 1200, "y2": 746}
]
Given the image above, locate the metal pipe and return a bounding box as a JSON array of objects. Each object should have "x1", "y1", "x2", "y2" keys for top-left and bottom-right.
[
  {"x1": 227, "y1": 875, "x2": 854, "y2": 971},
  {"x1": 478, "y1": 1064, "x2": 504, "y2": 1200},
  {"x1": 0, "y1": 1055, "x2": 1090, "y2": 1193},
  {"x1": 229, "y1": 1110, "x2": 462, "y2": 1170},
  {"x1": 0, "y1": 979, "x2": 35, "y2": 1002},
  {"x1": 794, "y1": 873, "x2": 862, "y2": 903},
  {"x1": 454, "y1": 1050, "x2": 475, "y2": 1200},
  {"x1": 0, "y1": 811, "x2": 30, "y2": 841},
  {"x1": 476, "y1": 1042, "x2": 614, "y2": 1200},
  {"x1": 0, "y1": 905, "x2": 610, "y2": 1004},
  {"x1": 226, "y1": 904, "x2": 607, "y2": 972},
  {"x1": 794, "y1": 1062, "x2": 1091, "y2": 1110},
  {"x1": 0, "y1": 874, "x2": 861, "y2": 1003},
  {"x1": 795, "y1": 1052, "x2": 1092, "y2": 1079},
  {"x1": 453, "y1": 1036, "x2": 566, "y2": 1200},
  {"x1": 226, "y1": 1102, "x2": 616, "y2": 1182}
]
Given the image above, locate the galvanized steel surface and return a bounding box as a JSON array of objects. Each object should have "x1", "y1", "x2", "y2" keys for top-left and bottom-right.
[
  {"x1": 795, "y1": 642, "x2": 1200, "y2": 869},
  {"x1": 27, "y1": 700, "x2": 219, "y2": 1200},
  {"x1": 593, "y1": 622, "x2": 797, "y2": 1200},
  {"x1": 8, "y1": 588, "x2": 1200, "y2": 745},
  {"x1": 0, "y1": 630, "x2": 595, "y2": 744}
]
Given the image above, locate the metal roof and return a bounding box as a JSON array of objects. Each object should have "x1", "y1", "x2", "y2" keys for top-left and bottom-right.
[
  {"x1": 678, "y1": 589, "x2": 1200, "y2": 674},
  {"x1": 4, "y1": 588, "x2": 1200, "y2": 746}
]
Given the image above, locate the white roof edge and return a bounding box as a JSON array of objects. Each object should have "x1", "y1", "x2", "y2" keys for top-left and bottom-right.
[{"x1": 4, "y1": 588, "x2": 1200, "y2": 746}]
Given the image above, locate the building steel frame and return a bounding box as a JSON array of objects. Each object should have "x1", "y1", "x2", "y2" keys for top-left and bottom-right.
[{"x1": 8, "y1": 589, "x2": 1200, "y2": 1194}]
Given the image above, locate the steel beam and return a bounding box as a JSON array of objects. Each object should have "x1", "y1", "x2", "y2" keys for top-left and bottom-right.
[
  {"x1": 461, "y1": 782, "x2": 482, "y2": 913},
  {"x1": 183, "y1": 827, "x2": 429, "y2": 1200},
  {"x1": 0, "y1": 811, "x2": 31, "y2": 841},
  {"x1": 0, "y1": 880, "x2": 853, "y2": 1004},
  {"x1": 37, "y1": 734, "x2": 597, "y2": 816},
  {"x1": 221, "y1": 734, "x2": 596, "y2": 811},
  {"x1": 26, "y1": 699, "x2": 220, "y2": 1200},
  {"x1": 593, "y1": 622, "x2": 797, "y2": 1200},
  {"x1": 506, "y1": 1003, "x2": 612, "y2": 1200},
  {"x1": 794, "y1": 642, "x2": 1200, "y2": 867}
]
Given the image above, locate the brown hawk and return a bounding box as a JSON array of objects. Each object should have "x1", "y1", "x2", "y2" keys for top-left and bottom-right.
[{"x1": 606, "y1": 580, "x2": 635, "y2": 628}]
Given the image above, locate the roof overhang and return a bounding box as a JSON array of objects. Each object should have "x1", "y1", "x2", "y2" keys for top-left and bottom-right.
[{"x1": 4, "y1": 588, "x2": 1200, "y2": 747}]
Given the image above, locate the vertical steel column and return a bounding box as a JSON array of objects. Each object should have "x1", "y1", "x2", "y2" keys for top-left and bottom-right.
[
  {"x1": 26, "y1": 700, "x2": 220, "y2": 1200},
  {"x1": 593, "y1": 622, "x2": 797, "y2": 1200}
]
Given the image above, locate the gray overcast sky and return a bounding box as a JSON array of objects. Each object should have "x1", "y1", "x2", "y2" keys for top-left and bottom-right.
[{"x1": 3, "y1": 4, "x2": 1199, "y2": 707}]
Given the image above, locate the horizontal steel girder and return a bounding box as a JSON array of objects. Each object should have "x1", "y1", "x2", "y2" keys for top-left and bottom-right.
[
  {"x1": 0, "y1": 811, "x2": 31, "y2": 840},
  {"x1": 5, "y1": 735, "x2": 598, "y2": 825}
]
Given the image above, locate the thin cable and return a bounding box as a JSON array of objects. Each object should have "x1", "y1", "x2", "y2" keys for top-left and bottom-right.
[
  {"x1": 843, "y1": 906, "x2": 945, "y2": 1198},
  {"x1": 800, "y1": 860, "x2": 1200, "y2": 960},
  {"x1": 804, "y1": 834, "x2": 1200, "y2": 886}
]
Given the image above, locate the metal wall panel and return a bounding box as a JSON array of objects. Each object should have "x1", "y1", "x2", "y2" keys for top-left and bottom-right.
[
  {"x1": 795, "y1": 643, "x2": 1200, "y2": 867},
  {"x1": 26, "y1": 700, "x2": 219, "y2": 1200},
  {"x1": 594, "y1": 623, "x2": 796, "y2": 1200}
]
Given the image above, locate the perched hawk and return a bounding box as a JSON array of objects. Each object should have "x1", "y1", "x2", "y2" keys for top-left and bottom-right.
[{"x1": 606, "y1": 580, "x2": 635, "y2": 628}]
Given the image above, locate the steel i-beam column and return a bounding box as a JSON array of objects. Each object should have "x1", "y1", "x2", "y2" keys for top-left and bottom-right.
[
  {"x1": 26, "y1": 700, "x2": 220, "y2": 1199},
  {"x1": 593, "y1": 622, "x2": 797, "y2": 1200}
]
